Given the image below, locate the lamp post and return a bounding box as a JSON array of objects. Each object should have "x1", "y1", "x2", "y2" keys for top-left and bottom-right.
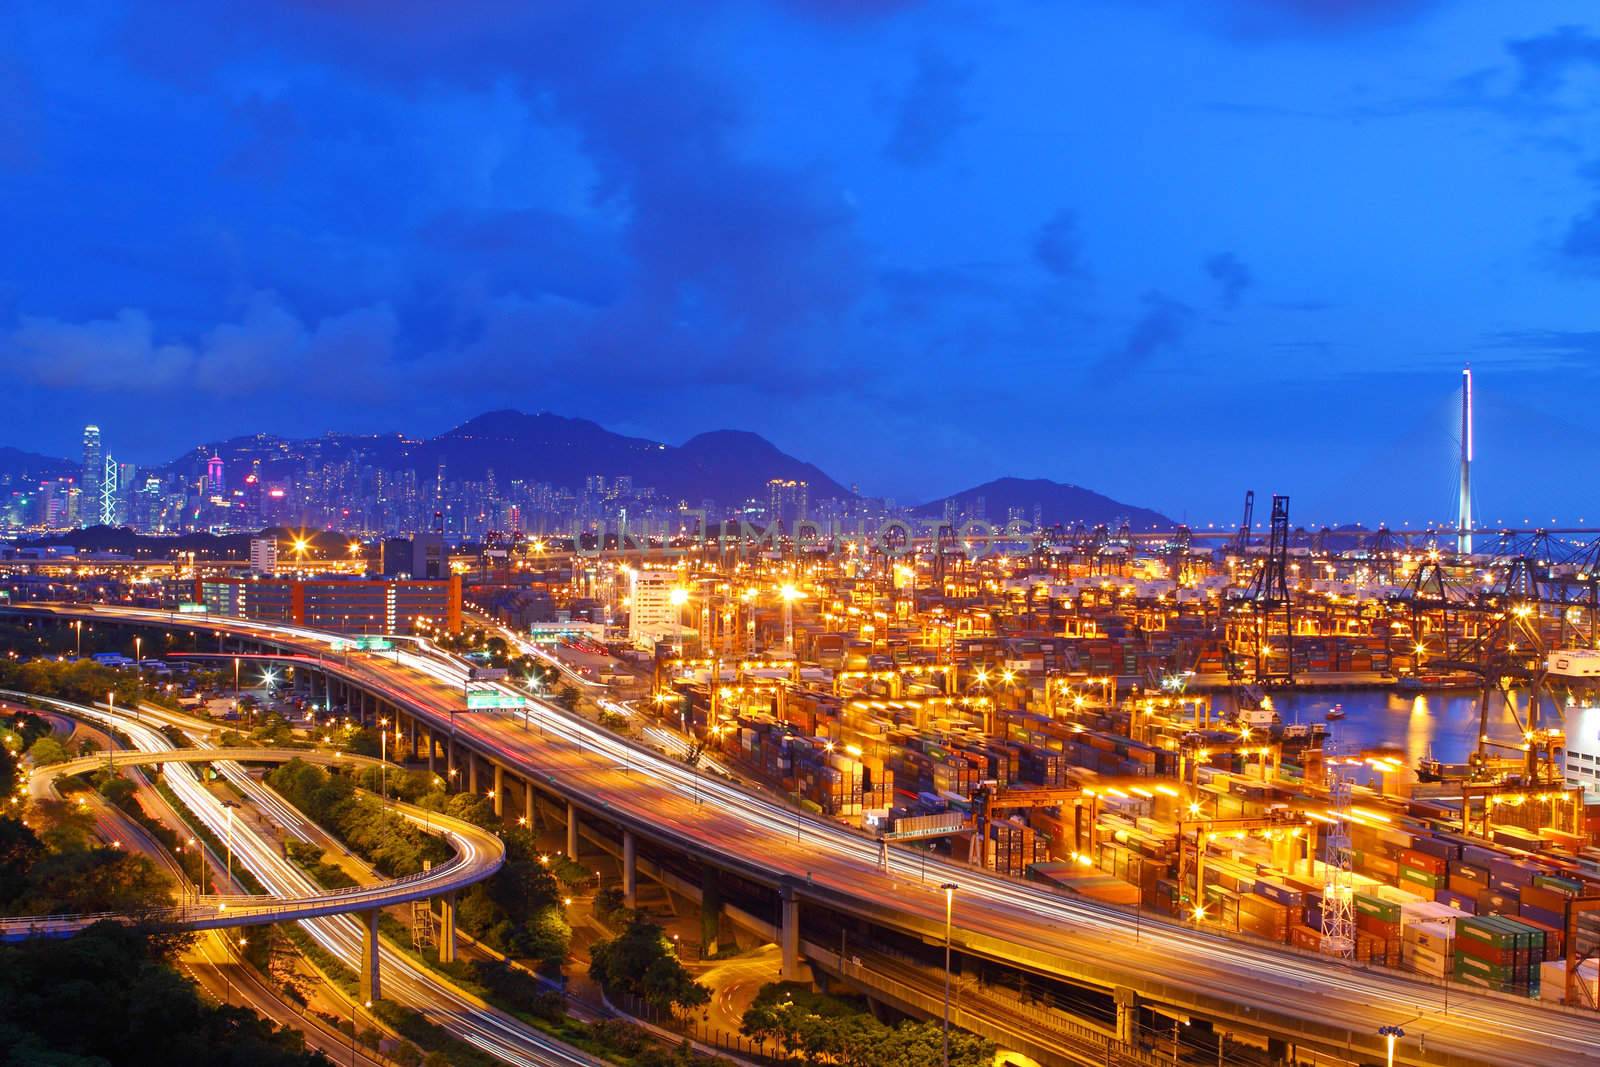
[
  {"x1": 222, "y1": 799, "x2": 241, "y2": 888},
  {"x1": 378, "y1": 717, "x2": 389, "y2": 804},
  {"x1": 940, "y1": 882, "x2": 958, "y2": 1067},
  {"x1": 780, "y1": 583, "x2": 802, "y2": 652},
  {"x1": 187, "y1": 836, "x2": 203, "y2": 900}
]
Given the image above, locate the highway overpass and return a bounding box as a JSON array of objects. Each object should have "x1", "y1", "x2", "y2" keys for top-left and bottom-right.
[{"x1": 7, "y1": 602, "x2": 1596, "y2": 1067}]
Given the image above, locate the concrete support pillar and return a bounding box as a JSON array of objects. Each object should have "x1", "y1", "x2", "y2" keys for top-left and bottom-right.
[
  {"x1": 426, "y1": 727, "x2": 436, "y2": 774},
  {"x1": 438, "y1": 892, "x2": 456, "y2": 964},
  {"x1": 700, "y1": 866, "x2": 723, "y2": 956},
  {"x1": 622, "y1": 830, "x2": 637, "y2": 909},
  {"x1": 523, "y1": 778, "x2": 535, "y2": 828},
  {"x1": 566, "y1": 801, "x2": 579, "y2": 860},
  {"x1": 468, "y1": 751, "x2": 479, "y2": 795},
  {"x1": 359, "y1": 908, "x2": 381, "y2": 1003},
  {"x1": 1114, "y1": 987, "x2": 1139, "y2": 1046},
  {"x1": 447, "y1": 734, "x2": 456, "y2": 789},
  {"x1": 779, "y1": 884, "x2": 801, "y2": 981},
  {"x1": 492, "y1": 763, "x2": 504, "y2": 817}
]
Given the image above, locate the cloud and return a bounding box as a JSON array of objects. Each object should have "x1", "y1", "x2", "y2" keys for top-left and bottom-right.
[
  {"x1": 1507, "y1": 26, "x2": 1600, "y2": 96},
  {"x1": 1561, "y1": 203, "x2": 1600, "y2": 266},
  {"x1": 1033, "y1": 211, "x2": 1087, "y2": 278},
  {"x1": 1480, "y1": 328, "x2": 1600, "y2": 372},
  {"x1": 886, "y1": 50, "x2": 975, "y2": 167},
  {"x1": 1199, "y1": 0, "x2": 1442, "y2": 37},
  {"x1": 1204, "y1": 252, "x2": 1253, "y2": 308},
  {"x1": 4, "y1": 295, "x2": 401, "y2": 399},
  {"x1": 778, "y1": 0, "x2": 922, "y2": 20},
  {"x1": 1093, "y1": 292, "x2": 1194, "y2": 379}
]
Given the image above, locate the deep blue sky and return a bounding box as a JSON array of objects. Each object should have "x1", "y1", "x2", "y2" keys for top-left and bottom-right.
[{"x1": 4, "y1": 1, "x2": 1600, "y2": 527}]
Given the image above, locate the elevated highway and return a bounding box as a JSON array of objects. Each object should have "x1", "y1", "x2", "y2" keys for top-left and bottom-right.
[
  {"x1": 4, "y1": 690, "x2": 604, "y2": 1067},
  {"x1": 8, "y1": 603, "x2": 1598, "y2": 1066},
  {"x1": 7, "y1": 742, "x2": 504, "y2": 940}
]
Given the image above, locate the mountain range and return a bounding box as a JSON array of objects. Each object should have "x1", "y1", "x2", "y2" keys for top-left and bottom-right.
[
  {"x1": 0, "y1": 411, "x2": 1172, "y2": 527},
  {"x1": 913, "y1": 477, "x2": 1171, "y2": 531}
]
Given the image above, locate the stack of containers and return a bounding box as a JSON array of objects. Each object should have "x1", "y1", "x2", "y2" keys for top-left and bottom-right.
[
  {"x1": 1453, "y1": 915, "x2": 1544, "y2": 997},
  {"x1": 1401, "y1": 918, "x2": 1454, "y2": 978},
  {"x1": 1238, "y1": 888, "x2": 1292, "y2": 943},
  {"x1": 1353, "y1": 892, "x2": 1403, "y2": 965},
  {"x1": 1539, "y1": 958, "x2": 1599, "y2": 1006}
]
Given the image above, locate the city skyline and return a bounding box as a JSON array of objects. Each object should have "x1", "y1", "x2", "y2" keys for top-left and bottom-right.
[{"x1": 6, "y1": 3, "x2": 1600, "y2": 524}]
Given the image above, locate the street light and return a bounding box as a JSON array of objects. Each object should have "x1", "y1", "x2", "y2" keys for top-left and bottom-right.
[
  {"x1": 221, "y1": 799, "x2": 242, "y2": 888},
  {"x1": 185, "y1": 836, "x2": 202, "y2": 900},
  {"x1": 940, "y1": 882, "x2": 958, "y2": 1067},
  {"x1": 1379, "y1": 1025, "x2": 1405, "y2": 1067}
]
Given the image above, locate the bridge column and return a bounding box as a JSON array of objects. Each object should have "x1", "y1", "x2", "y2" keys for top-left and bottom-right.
[
  {"x1": 522, "y1": 778, "x2": 535, "y2": 828},
  {"x1": 779, "y1": 884, "x2": 801, "y2": 981},
  {"x1": 622, "y1": 831, "x2": 637, "y2": 909},
  {"x1": 359, "y1": 908, "x2": 381, "y2": 1003},
  {"x1": 408, "y1": 718, "x2": 418, "y2": 762},
  {"x1": 566, "y1": 801, "x2": 579, "y2": 860},
  {"x1": 426, "y1": 727, "x2": 436, "y2": 774},
  {"x1": 1114, "y1": 987, "x2": 1139, "y2": 1046},
  {"x1": 700, "y1": 867, "x2": 723, "y2": 956},
  {"x1": 468, "y1": 751, "x2": 479, "y2": 795},
  {"x1": 437, "y1": 892, "x2": 456, "y2": 964},
  {"x1": 446, "y1": 734, "x2": 456, "y2": 789},
  {"x1": 492, "y1": 763, "x2": 504, "y2": 817}
]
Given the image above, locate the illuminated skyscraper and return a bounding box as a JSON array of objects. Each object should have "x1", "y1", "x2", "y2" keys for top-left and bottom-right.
[
  {"x1": 100, "y1": 454, "x2": 119, "y2": 526},
  {"x1": 80, "y1": 425, "x2": 102, "y2": 527},
  {"x1": 767, "y1": 478, "x2": 808, "y2": 529}
]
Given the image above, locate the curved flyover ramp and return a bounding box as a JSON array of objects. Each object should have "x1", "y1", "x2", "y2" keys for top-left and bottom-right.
[{"x1": 4, "y1": 746, "x2": 504, "y2": 940}]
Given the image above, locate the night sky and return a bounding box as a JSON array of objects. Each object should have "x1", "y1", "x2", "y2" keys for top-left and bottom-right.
[{"x1": 4, "y1": 1, "x2": 1600, "y2": 527}]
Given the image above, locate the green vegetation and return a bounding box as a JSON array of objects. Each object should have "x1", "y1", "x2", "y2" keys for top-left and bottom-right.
[
  {"x1": 740, "y1": 983, "x2": 995, "y2": 1067},
  {"x1": 24, "y1": 734, "x2": 67, "y2": 766},
  {"x1": 267, "y1": 759, "x2": 451, "y2": 877},
  {"x1": 284, "y1": 840, "x2": 360, "y2": 890},
  {"x1": 588, "y1": 915, "x2": 711, "y2": 1016},
  {"x1": 6, "y1": 800, "x2": 171, "y2": 916},
  {"x1": 0, "y1": 730, "x2": 172, "y2": 918},
  {"x1": 0, "y1": 656, "x2": 171, "y2": 711},
  {"x1": 272, "y1": 759, "x2": 575, "y2": 969},
  {"x1": 0, "y1": 922, "x2": 327, "y2": 1066}
]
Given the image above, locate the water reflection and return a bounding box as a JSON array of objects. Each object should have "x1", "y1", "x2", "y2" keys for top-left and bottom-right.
[{"x1": 1217, "y1": 686, "x2": 1555, "y2": 764}]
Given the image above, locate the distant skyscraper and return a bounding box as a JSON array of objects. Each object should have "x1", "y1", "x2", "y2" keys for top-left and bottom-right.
[
  {"x1": 207, "y1": 453, "x2": 225, "y2": 495},
  {"x1": 767, "y1": 478, "x2": 809, "y2": 529},
  {"x1": 100, "y1": 455, "x2": 119, "y2": 526},
  {"x1": 249, "y1": 537, "x2": 278, "y2": 576},
  {"x1": 81, "y1": 425, "x2": 102, "y2": 528}
]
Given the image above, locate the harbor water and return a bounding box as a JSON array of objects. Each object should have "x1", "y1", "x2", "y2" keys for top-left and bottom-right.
[{"x1": 1216, "y1": 688, "x2": 1556, "y2": 766}]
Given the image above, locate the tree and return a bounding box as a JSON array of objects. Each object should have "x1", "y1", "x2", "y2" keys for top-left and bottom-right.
[
  {"x1": 588, "y1": 916, "x2": 709, "y2": 1015},
  {"x1": 21, "y1": 849, "x2": 171, "y2": 915},
  {"x1": 0, "y1": 921, "x2": 324, "y2": 1065},
  {"x1": 0, "y1": 815, "x2": 44, "y2": 906},
  {"x1": 25, "y1": 735, "x2": 67, "y2": 766}
]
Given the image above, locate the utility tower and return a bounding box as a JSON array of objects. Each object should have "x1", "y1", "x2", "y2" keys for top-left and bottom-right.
[{"x1": 1320, "y1": 743, "x2": 1355, "y2": 959}]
